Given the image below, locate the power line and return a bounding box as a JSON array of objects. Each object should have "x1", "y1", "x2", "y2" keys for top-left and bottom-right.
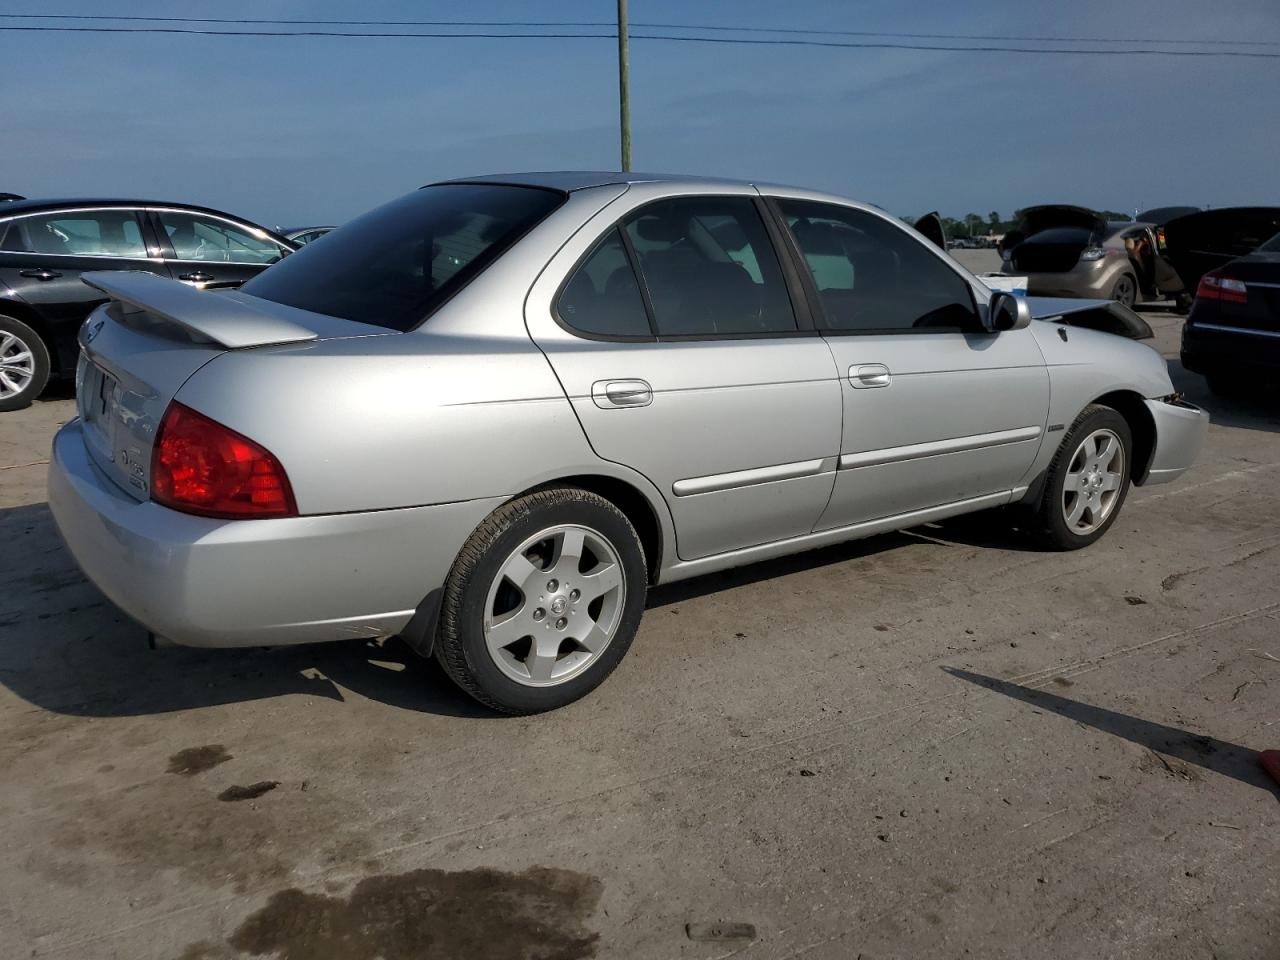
[
  {"x1": 1, "y1": 23, "x2": 1279, "y2": 58},
  {"x1": 0, "y1": 12, "x2": 1277, "y2": 49}
]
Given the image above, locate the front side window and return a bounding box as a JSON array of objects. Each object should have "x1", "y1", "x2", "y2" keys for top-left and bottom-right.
[
  {"x1": 623, "y1": 197, "x2": 797, "y2": 337},
  {"x1": 157, "y1": 211, "x2": 286, "y2": 264},
  {"x1": 243, "y1": 184, "x2": 565, "y2": 332},
  {"x1": 777, "y1": 199, "x2": 979, "y2": 333},
  {"x1": 557, "y1": 229, "x2": 651, "y2": 338},
  {"x1": 0, "y1": 210, "x2": 145, "y2": 257}
]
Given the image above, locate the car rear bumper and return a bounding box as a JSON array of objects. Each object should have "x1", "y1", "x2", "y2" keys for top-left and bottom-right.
[
  {"x1": 1142, "y1": 396, "x2": 1209, "y2": 485},
  {"x1": 1181, "y1": 322, "x2": 1280, "y2": 378},
  {"x1": 48, "y1": 419, "x2": 501, "y2": 648},
  {"x1": 1011, "y1": 264, "x2": 1117, "y2": 300}
]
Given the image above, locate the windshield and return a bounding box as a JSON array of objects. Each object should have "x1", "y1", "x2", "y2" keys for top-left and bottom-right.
[{"x1": 242, "y1": 184, "x2": 565, "y2": 331}]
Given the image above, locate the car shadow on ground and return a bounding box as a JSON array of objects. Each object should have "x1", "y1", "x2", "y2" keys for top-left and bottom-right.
[
  {"x1": 0, "y1": 502, "x2": 496, "y2": 720},
  {"x1": 944, "y1": 667, "x2": 1280, "y2": 801},
  {"x1": 1168, "y1": 360, "x2": 1280, "y2": 435}
]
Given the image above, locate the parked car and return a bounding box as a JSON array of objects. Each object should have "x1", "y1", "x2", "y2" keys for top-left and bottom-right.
[
  {"x1": 280, "y1": 225, "x2": 334, "y2": 246},
  {"x1": 0, "y1": 198, "x2": 295, "y2": 410},
  {"x1": 49, "y1": 173, "x2": 1208, "y2": 714},
  {"x1": 1181, "y1": 227, "x2": 1280, "y2": 395},
  {"x1": 1161, "y1": 207, "x2": 1280, "y2": 315},
  {"x1": 999, "y1": 205, "x2": 1177, "y2": 307}
]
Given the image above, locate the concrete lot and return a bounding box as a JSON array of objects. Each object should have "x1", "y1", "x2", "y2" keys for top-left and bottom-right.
[{"x1": 2, "y1": 266, "x2": 1278, "y2": 958}]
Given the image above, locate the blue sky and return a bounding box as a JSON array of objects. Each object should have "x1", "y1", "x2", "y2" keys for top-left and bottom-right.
[{"x1": 6, "y1": 0, "x2": 1279, "y2": 227}]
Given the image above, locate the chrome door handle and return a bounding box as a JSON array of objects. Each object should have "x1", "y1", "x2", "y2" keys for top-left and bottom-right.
[
  {"x1": 592, "y1": 379, "x2": 653, "y2": 409},
  {"x1": 19, "y1": 268, "x2": 62, "y2": 281},
  {"x1": 850, "y1": 363, "x2": 891, "y2": 388},
  {"x1": 178, "y1": 271, "x2": 215, "y2": 283}
]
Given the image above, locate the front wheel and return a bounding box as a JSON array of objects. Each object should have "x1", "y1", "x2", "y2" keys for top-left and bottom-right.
[
  {"x1": 1033, "y1": 405, "x2": 1132, "y2": 550},
  {"x1": 434, "y1": 486, "x2": 648, "y2": 714}
]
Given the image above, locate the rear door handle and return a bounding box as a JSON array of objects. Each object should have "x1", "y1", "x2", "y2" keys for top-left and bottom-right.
[
  {"x1": 592, "y1": 379, "x2": 653, "y2": 409},
  {"x1": 178, "y1": 271, "x2": 215, "y2": 283},
  {"x1": 850, "y1": 363, "x2": 891, "y2": 388},
  {"x1": 19, "y1": 268, "x2": 62, "y2": 281}
]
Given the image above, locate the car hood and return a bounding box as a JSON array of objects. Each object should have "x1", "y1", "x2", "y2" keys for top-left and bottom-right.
[
  {"x1": 1025, "y1": 296, "x2": 1154, "y2": 340},
  {"x1": 1161, "y1": 207, "x2": 1280, "y2": 292}
]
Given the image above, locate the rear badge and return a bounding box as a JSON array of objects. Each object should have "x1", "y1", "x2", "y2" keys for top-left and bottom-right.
[{"x1": 85, "y1": 319, "x2": 105, "y2": 342}]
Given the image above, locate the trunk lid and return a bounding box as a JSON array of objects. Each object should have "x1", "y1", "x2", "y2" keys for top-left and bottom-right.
[
  {"x1": 75, "y1": 270, "x2": 387, "y2": 501},
  {"x1": 1162, "y1": 207, "x2": 1280, "y2": 295},
  {"x1": 1001, "y1": 205, "x2": 1106, "y2": 274}
]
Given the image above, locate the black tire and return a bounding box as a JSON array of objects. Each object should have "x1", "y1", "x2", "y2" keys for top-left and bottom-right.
[
  {"x1": 434, "y1": 486, "x2": 648, "y2": 714},
  {"x1": 1033, "y1": 404, "x2": 1133, "y2": 551},
  {"x1": 1110, "y1": 273, "x2": 1138, "y2": 308},
  {"x1": 0, "y1": 315, "x2": 51, "y2": 412}
]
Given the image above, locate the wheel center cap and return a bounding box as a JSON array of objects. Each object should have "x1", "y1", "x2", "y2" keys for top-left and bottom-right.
[{"x1": 550, "y1": 596, "x2": 568, "y2": 616}]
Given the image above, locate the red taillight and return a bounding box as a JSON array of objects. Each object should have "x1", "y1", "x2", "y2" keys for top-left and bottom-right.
[
  {"x1": 152, "y1": 402, "x2": 297, "y2": 518},
  {"x1": 1196, "y1": 270, "x2": 1249, "y2": 304}
]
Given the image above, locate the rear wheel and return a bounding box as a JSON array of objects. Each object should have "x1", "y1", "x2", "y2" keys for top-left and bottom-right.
[
  {"x1": 434, "y1": 486, "x2": 648, "y2": 714},
  {"x1": 1110, "y1": 273, "x2": 1138, "y2": 308},
  {"x1": 0, "y1": 315, "x2": 50, "y2": 412},
  {"x1": 1033, "y1": 405, "x2": 1132, "y2": 550}
]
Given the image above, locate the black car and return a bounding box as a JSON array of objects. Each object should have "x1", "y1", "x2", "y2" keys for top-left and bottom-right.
[
  {"x1": 0, "y1": 198, "x2": 295, "y2": 409},
  {"x1": 1181, "y1": 228, "x2": 1280, "y2": 395}
]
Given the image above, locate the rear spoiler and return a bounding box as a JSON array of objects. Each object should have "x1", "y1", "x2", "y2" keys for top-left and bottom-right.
[
  {"x1": 1025, "y1": 296, "x2": 1153, "y2": 340},
  {"x1": 82, "y1": 270, "x2": 319, "y2": 349}
]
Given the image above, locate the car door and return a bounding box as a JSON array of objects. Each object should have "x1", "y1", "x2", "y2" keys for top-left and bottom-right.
[
  {"x1": 149, "y1": 208, "x2": 291, "y2": 287},
  {"x1": 0, "y1": 206, "x2": 162, "y2": 371},
  {"x1": 768, "y1": 195, "x2": 1050, "y2": 529},
  {"x1": 526, "y1": 189, "x2": 843, "y2": 561}
]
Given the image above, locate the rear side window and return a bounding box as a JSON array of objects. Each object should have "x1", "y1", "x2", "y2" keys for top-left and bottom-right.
[
  {"x1": 623, "y1": 197, "x2": 797, "y2": 337},
  {"x1": 157, "y1": 211, "x2": 287, "y2": 264},
  {"x1": 243, "y1": 184, "x2": 566, "y2": 331},
  {"x1": 777, "y1": 199, "x2": 979, "y2": 333},
  {"x1": 557, "y1": 229, "x2": 651, "y2": 338},
  {"x1": 0, "y1": 210, "x2": 146, "y2": 257}
]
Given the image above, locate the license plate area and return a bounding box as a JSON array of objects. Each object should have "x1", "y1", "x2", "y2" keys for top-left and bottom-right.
[{"x1": 78, "y1": 359, "x2": 119, "y2": 461}]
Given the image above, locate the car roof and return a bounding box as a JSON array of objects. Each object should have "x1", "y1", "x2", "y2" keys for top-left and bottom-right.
[
  {"x1": 435, "y1": 171, "x2": 766, "y2": 192},
  {"x1": 0, "y1": 196, "x2": 269, "y2": 223}
]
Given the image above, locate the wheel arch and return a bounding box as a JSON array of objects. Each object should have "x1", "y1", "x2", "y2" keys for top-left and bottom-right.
[
  {"x1": 538, "y1": 473, "x2": 667, "y2": 583},
  {"x1": 1092, "y1": 389, "x2": 1157, "y2": 484}
]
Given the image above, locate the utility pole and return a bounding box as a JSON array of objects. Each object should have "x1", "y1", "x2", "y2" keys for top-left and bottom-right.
[{"x1": 617, "y1": 0, "x2": 631, "y2": 171}]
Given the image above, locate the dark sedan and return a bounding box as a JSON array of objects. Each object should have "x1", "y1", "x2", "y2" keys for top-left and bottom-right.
[
  {"x1": 0, "y1": 198, "x2": 295, "y2": 409},
  {"x1": 1181, "y1": 229, "x2": 1280, "y2": 396}
]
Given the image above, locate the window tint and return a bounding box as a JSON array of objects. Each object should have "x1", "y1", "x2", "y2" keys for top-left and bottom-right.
[
  {"x1": 243, "y1": 184, "x2": 565, "y2": 332},
  {"x1": 558, "y1": 229, "x2": 651, "y2": 338},
  {"x1": 0, "y1": 210, "x2": 146, "y2": 257},
  {"x1": 623, "y1": 197, "x2": 796, "y2": 337},
  {"x1": 158, "y1": 212, "x2": 286, "y2": 264},
  {"x1": 778, "y1": 199, "x2": 979, "y2": 333}
]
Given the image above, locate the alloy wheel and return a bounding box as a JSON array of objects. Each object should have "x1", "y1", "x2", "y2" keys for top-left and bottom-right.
[
  {"x1": 0, "y1": 330, "x2": 36, "y2": 399},
  {"x1": 1062, "y1": 428, "x2": 1125, "y2": 535},
  {"x1": 483, "y1": 524, "x2": 626, "y2": 687}
]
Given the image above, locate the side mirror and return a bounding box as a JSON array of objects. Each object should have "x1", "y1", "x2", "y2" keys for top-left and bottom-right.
[{"x1": 988, "y1": 291, "x2": 1031, "y2": 332}]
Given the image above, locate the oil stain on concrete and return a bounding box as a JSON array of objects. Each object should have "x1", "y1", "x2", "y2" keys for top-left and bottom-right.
[
  {"x1": 168, "y1": 745, "x2": 232, "y2": 775},
  {"x1": 227, "y1": 866, "x2": 602, "y2": 960}
]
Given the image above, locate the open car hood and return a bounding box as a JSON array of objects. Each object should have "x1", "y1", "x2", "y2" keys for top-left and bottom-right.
[
  {"x1": 1025, "y1": 296, "x2": 1153, "y2": 340},
  {"x1": 1001, "y1": 205, "x2": 1106, "y2": 251},
  {"x1": 1161, "y1": 207, "x2": 1280, "y2": 293}
]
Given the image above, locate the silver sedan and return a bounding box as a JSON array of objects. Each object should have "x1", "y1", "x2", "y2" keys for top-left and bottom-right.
[{"x1": 48, "y1": 173, "x2": 1208, "y2": 713}]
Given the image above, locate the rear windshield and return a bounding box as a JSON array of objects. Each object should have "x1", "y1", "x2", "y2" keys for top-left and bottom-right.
[
  {"x1": 242, "y1": 184, "x2": 565, "y2": 331},
  {"x1": 1258, "y1": 231, "x2": 1280, "y2": 252}
]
